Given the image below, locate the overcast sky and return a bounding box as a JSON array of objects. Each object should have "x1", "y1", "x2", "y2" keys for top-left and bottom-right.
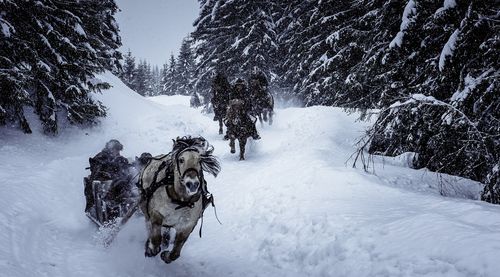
[{"x1": 115, "y1": 0, "x2": 199, "y2": 67}]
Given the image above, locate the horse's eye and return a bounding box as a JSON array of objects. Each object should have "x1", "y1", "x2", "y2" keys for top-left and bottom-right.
[{"x1": 179, "y1": 158, "x2": 185, "y2": 164}]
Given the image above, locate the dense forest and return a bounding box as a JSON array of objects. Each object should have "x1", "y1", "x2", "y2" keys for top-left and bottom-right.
[
  {"x1": 188, "y1": 0, "x2": 499, "y2": 203},
  {"x1": 0, "y1": 0, "x2": 121, "y2": 134},
  {"x1": 1, "y1": 0, "x2": 498, "y2": 203},
  {"x1": 118, "y1": 36, "x2": 196, "y2": 97}
]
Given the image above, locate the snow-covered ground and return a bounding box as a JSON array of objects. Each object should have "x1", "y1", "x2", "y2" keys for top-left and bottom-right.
[{"x1": 1, "y1": 72, "x2": 499, "y2": 277}]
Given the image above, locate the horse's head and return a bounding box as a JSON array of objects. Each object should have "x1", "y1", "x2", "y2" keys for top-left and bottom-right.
[{"x1": 171, "y1": 137, "x2": 220, "y2": 199}]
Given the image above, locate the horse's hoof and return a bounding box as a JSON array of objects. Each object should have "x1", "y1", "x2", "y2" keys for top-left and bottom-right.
[
  {"x1": 239, "y1": 157, "x2": 245, "y2": 161},
  {"x1": 219, "y1": 130, "x2": 223, "y2": 135},
  {"x1": 230, "y1": 149, "x2": 235, "y2": 154},
  {"x1": 161, "y1": 251, "x2": 179, "y2": 264},
  {"x1": 160, "y1": 251, "x2": 172, "y2": 263},
  {"x1": 144, "y1": 240, "x2": 160, "y2": 257}
]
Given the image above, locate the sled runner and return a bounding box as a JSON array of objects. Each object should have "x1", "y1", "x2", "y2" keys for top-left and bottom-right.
[{"x1": 84, "y1": 177, "x2": 140, "y2": 228}]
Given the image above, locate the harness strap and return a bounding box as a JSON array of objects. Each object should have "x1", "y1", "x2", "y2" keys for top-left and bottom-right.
[
  {"x1": 140, "y1": 154, "x2": 219, "y2": 238},
  {"x1": 141, "y1": 159, "x2": 204, "y2": 213},
  {"x1": 198, "y1": 191, "x2": 222, "y2": 238},
  {"x1": 165, "y1": 185, "x2": 201, "y2": 210},
  {"x1": 141, "y1": 161, "x2": 173, "y2": 218}
]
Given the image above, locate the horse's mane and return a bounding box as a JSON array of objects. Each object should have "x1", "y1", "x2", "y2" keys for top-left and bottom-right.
[{"x1": 169, "y1": 136, "x2": 221, "y2": 177}]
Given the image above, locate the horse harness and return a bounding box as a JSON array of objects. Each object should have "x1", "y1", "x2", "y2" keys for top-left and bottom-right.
[{"x1": 140, "y1": 153, "x2": 218, "y2": 237}]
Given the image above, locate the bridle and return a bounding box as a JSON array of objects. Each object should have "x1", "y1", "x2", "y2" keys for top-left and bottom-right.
[
  {"x1": 141, "y1": 148, "x2": 206, "y2": 213},
  {"x1": 140, "y1": 139, "x2": 221, "y2": 237},
  {"x1": 174, "y1": 147, "x2": 203, "y2": 183}
]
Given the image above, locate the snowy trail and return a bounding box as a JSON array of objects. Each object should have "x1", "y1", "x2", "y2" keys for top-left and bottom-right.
[{"x1": 1, "y1": 73, "x2": 500, "y2": 277}]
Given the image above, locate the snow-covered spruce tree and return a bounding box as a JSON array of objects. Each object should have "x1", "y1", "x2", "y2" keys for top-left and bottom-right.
[
  {"x1": 191, "y1": 0, "x2": 279, "y2": 105},
  {"x1": 150, "y1": 65, "x2": 162, "y2": 96},
  {"x1": 279, "y1": 0, "x2": 358, "y2": 106},
  {"x1": 175, "y1": 37, "x2": 196, "y2": 96},
  {"x1": 359, "y1": 1, "x2": 499, "y2": 201},
  {"x1": 133, "y1": 60, "x2": 149, "y2": 96},
  {"x1": 120, "y1": 49, "x2": 137, "y2": 91},
  {"x1": 144, "y1": 63, "x2": 154, "y2": 97},
  {"x1": 335, "y1": 0, "x2": 406, "y2": 111},
  {"x1": 0, "y1": 0, "x2": 121, "y2": 134},
  {"x1": 278, "y1": 0, "x2": 407, "y2": 109},
  {"x1": 273, "y1": 0, "x2": 309, "y2": 104},
  {"x1": 162, "y1": 54, "x2": 178, "y2": 95}
]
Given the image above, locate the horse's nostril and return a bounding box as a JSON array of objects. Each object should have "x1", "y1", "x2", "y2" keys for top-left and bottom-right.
[{"x1": 185, "y1": 181, "x2": 199, "y2": 192}]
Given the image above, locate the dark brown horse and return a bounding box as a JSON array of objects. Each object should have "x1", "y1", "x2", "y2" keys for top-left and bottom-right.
[
  {"x1": 249, "y1": 74, "x2": 274, "y2": 126},
  {"x1": 256, "y1": 91, "x2": 274, "y2": 126},
  {"x1": 224, "y1": 99, "x2": 254, "y2": 160},
  {"x1": 210, "y1": 74, "x2": 230, "y2": 135}
]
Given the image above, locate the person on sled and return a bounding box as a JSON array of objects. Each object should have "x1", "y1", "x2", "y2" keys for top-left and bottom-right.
[
  {"x1": 224, "y1": 78, "x2": 260, "y2": 140},
  {"x1": 84, "y1": 139, "x2": 130, "y2": 213}
]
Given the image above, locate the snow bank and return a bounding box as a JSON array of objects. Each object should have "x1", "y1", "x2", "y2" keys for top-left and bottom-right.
[
  {"x1": 1, "y1": 72, "x2": 499, "y2": 277},
  {"x1": 148, "y1": 94, "x2": 192, "y2": 107}
]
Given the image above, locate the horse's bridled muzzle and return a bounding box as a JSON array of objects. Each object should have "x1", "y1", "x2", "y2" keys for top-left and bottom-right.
[{"x1": 185, "y1": 180, "x2": 200, "y2": 193}]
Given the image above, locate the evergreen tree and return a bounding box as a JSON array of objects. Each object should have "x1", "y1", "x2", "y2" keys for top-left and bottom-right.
[
  {"x1": 144, "y1": 62, "x2": 153, "y2": 96},
  {"x1": 176, "y1": 37, "x2": 196, "y2": 96},
  {"x1": 190, "y1": 0, "x2": 498, "y2": 201},
  {"x1": 133, "y1": 60, "x2": 149, "y2": 96},
  {"x1": 150, "y1": 65, "x2": 162, "y2": 96},
  {"x1": 351, "y1": 0, "x2": 500, "y2": 202},
  {"x1": 191, "y1": 0, "x2": 279, "y2": 103},
  {"x1": 0, "y1": 0, "x2": 121, "y2": 134},
  {"x1": 120, "y1": 49, "x2": 137, "y2": 91},
  {"x1": 162, "y1": 54, "x2": 178, "y2": 95}
]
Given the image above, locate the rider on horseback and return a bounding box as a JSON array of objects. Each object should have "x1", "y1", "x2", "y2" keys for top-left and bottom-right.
[
  {"x1": 224, "y1": 78, "x2": 260, "y2": 140},
  {"x1": 248, "y1": 68, "x2": 273, "y2": 122},
  {"x1": 249, "y1": 70, "x2": 268, "y2": 103}
]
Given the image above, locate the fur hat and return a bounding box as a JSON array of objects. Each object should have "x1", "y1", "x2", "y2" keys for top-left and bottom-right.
[{"x1": 105, "y1": 139, "x2": 123, "y2": 152}]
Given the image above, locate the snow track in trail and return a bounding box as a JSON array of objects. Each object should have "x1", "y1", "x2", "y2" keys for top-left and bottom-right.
[{"x1": 1, "y1": 72, "x2": 499, "y2": 277}]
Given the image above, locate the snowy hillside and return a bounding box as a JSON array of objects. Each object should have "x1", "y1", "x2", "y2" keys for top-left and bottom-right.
[{"x1": 1, "y1": 72, "x2": 499, "y2": 277}]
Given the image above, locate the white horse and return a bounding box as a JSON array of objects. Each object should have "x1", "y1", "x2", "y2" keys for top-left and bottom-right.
[{"x1": 139, "y1": 137, "x2": 220, "y2": 263}]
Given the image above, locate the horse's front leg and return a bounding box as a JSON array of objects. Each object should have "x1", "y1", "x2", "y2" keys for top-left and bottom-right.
[
  {"x1": 269, "y1": 111, "x2": 273, "y2": 125},
  {"x1": 144, "y1": 220, "x2": 162, "y2": 257},
  {"x1": 218, "y1": 119, "x2": 223, "y2": 135},
  {"x1": 239, "y1": 138, "x2": 246, "y2": 160},
  {"x1": 229, "y1": 137, "x2": 236, "y2": 154},
  {"x1": 160, "y1": 229, "x2": 192, "y2": 264},
  {"x1": 258, "y1": 113, "x2": 263, "y2": 126}
]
